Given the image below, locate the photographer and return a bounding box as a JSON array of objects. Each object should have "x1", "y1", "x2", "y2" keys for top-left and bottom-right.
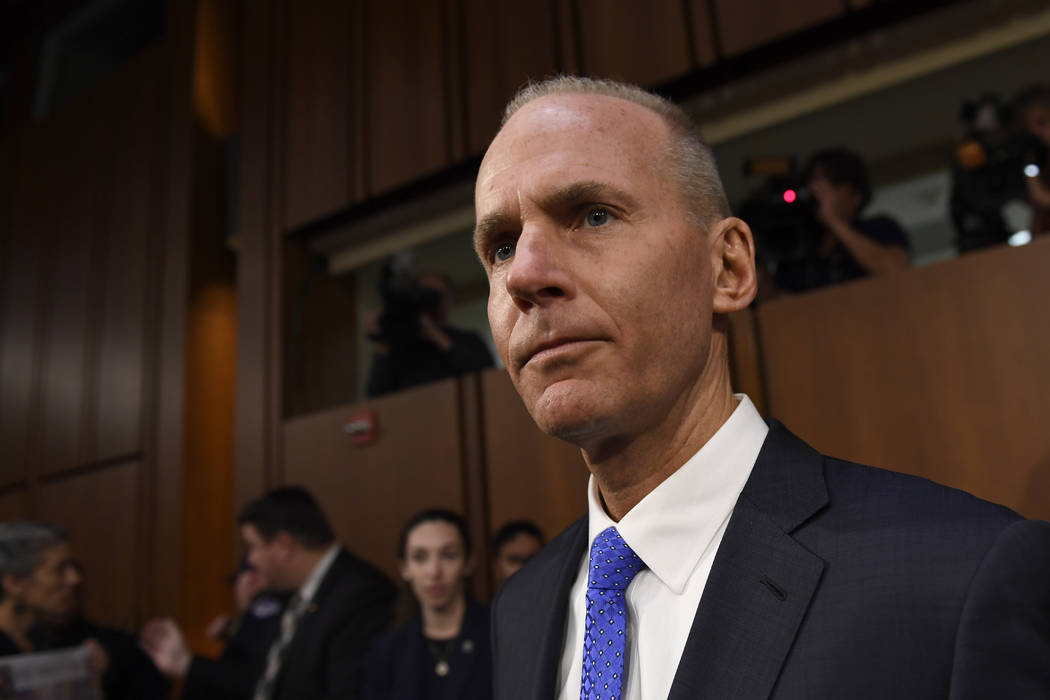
[
  {"x1": 774, "y1": 148, "x2": 910, "y2": 293},
  {"x1": 1012, "y1": 84, "x2": 1050, "y2": 235},
  {"x1": 366, "y1": 270, "x2": 493, "y2": 398}
]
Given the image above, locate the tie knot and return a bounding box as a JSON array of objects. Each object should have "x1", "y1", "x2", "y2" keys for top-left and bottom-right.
[{"x1": 587, "y1": 526, "x2": 646, "y2": 591}]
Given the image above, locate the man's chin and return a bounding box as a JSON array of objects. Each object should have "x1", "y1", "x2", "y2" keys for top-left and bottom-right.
[{"x1": 527, "y1": 381, "x2": 610, "y2": 446}]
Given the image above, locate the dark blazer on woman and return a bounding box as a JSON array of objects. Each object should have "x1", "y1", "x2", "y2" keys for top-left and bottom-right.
[{"x1": 364, "y1": 597, "x2": 492, "y2": 700}]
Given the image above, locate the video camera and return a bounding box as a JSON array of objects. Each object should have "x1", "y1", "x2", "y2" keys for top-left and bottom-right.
[
  {"x1": 736, "y1": 156, "x2": 824, "y2": 267},
  {"x1": 370, "y1": 252, "x2": 445, "y2": 347},
  {"x1": 950, "y1": 94, "x2": 1048, "y2": 252}
]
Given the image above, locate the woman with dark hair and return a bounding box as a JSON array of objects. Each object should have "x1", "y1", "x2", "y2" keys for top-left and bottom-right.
[{"x1": 363, "y1": 509, "x2": 492, "y2": 700}]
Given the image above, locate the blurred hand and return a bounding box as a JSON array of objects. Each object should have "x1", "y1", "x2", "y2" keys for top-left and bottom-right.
[
  {"x1": 206, "y1": 613, "x2": 232, "y2": 640},
  {"x1": 83, "y1": 638, "x2": 110, "y2": 676},
  {"x1": 140, "y1": 618, "x2": 191, "y2": 678}
]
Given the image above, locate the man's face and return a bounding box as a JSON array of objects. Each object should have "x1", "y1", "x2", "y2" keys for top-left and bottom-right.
[
  {"x1": 495, "y1": 533, "x2": 542, "y2": 583},
  {"x1": 808, "y1": 167, "x2": 860, "y2": 222},
  {"x1": 23, "y1": 542, "x2": 82, "y2": 624},
  {"x1": 475, "y1": 94, "x2": 720, "y2": 447},
  {"x1": 240, "y1": 525, "x2": 292, "y2": 593}
]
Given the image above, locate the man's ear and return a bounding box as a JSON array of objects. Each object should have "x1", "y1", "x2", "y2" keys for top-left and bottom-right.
[{"x1": 709, "y1": 216, "x2": 758, "y2": 314}]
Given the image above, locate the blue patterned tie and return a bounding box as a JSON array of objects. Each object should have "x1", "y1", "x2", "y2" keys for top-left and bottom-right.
[{"x1": 580, "y1": 526, "x2": 647, "y2": 700}]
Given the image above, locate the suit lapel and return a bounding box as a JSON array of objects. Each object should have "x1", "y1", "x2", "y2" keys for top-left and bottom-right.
[{"x1": 668, "y1": 422, "x2": 828, "y2": 700}]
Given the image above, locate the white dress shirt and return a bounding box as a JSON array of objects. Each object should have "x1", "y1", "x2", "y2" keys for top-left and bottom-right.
[
  {"x1": 556, "y1": 394, "x2": 769, "y2": 700},
  {"x1": 299, "y1": 543, "x2": 340, "y2": 606}
]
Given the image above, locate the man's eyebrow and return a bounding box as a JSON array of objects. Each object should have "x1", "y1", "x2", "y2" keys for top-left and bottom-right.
[
  {"x1": 537, "y1": 181, "x2": 639, "y2": 213},
  {"x1": 473, "y1": 212, "x2": 517, "y2": 252}
]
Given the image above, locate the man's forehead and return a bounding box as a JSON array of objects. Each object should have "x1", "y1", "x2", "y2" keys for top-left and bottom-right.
[{"x1": 476, "y1": 94, "x2": 668, "y2": 202}]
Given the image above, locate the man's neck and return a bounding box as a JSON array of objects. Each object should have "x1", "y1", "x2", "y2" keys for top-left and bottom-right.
[{"x1": 583, "y1": 363, "x2": 738, "y2": 522}]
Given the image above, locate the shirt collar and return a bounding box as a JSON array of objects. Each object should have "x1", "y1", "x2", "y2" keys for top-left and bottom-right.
[
  {"x1": 586, "y1": 394, "x2": 768, "y2": 594},
  {"x1": 298, "y1": 543, "x2": 340, "y2": 604}
]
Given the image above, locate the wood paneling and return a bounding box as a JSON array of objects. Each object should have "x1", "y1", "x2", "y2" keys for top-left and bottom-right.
[
  {"x1": 0, "y1": 131, "x2": 47, "y2": 485},
  {"x1": 36, "y1": 102, "x2": 107, "y2": 475},
  {"x1": 284, "y1": 0, "x2": 354, "y2": 229},
  {"x1": 575, "y1": 0, "x2": 693, "y2": 86},
  {"x1": 236, "y1": 0, "x2": 283, "y2": 509},
  {"x1": 0, "y1": 490, "x2": 28, "y2": 522},
  {"x1": 481, "y1": 368, "x2": 589, "y2": 545},
  {"x1": 282, "y1": 243, "x2": 359, "y2": 416},
  {"x1": 462, "y1": 0, "x2": 562, "y2": 155},
  {"x1": 38, "y1": 463, "x2": 140, "y2": 628},
  {"x1": 714, "y1": 0, "x2": 843, "y2": 56},
  {"x1": 687, "y1": 0, "x2": 720, "y2": 67},
  {"x1": 758, "y1": 238, "x2": 1050, "y2": 521},
  {"x1": 92, "y1": 58, "x2": 157, "y2": 464},
  {"x1": 364, "y1": 0, "x2": 452, "y2": 195},
  {"x1": 282, "y1": 379, "x2": 466, "y2": 583}
]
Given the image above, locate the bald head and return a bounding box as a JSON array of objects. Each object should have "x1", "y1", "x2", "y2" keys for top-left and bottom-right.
[{"x1": 498, "y1": 76, "x2": 730, "y2": 227}]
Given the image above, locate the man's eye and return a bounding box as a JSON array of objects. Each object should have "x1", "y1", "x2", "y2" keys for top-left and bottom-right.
[
  {"x1": 585, "y1": 208, "x2": 610, "y2": 227},
  {"x1": 494, "y1": 242, "x2": 515, "y2": 262}
]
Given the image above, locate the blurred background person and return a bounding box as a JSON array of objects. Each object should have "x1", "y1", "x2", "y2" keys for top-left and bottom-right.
[
  {"x1": 205, "y1": 556, "x2": 286, "y2": 645},
  {"x1": 366, "y1": 256, "x2": 493, "y2": 397},
  {"x1": 490, "y1": 521, "x2": 544, "y2": 586},
  {"x1": 1012, "y1": 84, "x2": 1050, "y2": 235},
  {"x1": 0, "y1": 522, "x2": 80, "y2": 655},
  {"x1": 773, "y1": 147, "x2": 910, "y2": 293},
  {"x1": 31, "y1": 559, "x2": 170, "y2": 700},
  {"x1": 363, "y1": 509, "x2": 491, "y2": 700},
  {"x1": 142, "y1": 486, "x2": 395, "y2": 700}
]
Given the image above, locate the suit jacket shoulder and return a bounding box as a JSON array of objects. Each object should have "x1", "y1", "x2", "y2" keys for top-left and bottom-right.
[
  {"x1": 492, "y1": 421, "x2": 1050, "y2": 700},
  {"x1": 275, "y1": 547, "x2": 396, "y2": 700}
]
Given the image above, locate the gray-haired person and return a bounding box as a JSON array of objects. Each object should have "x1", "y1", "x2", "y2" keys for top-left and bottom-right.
[{"x1": 0, "y1": 521, "x2": 81, "y2": 654}]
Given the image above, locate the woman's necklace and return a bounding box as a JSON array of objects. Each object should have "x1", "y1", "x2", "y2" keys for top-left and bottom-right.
[{"x1": 427, "y1": 637, "x2": 456, "y2": 677}]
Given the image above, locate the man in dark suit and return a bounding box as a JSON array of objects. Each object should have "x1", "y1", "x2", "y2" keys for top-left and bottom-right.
[
  {"x1": 472, "y1": 75, "x2": 1050, "y2": 699},
  {"x1": 142, "y1": 487, "x2": 396, "y2": 699}
]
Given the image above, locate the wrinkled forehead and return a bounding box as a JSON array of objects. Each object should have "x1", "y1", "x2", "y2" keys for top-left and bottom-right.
[{"x1": 476, "y1": 93, "x2": 672, "y2": 200}]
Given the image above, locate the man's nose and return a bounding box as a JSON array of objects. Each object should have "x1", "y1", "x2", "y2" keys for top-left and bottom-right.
[{"x1": 504, "y1": 226, "x2": 572, "y2": 311}]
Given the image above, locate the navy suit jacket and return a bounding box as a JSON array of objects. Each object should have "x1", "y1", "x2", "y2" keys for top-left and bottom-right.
[
  {"x1": 274, "y1": 547, "x2": 395, "y2": 700},
  {"x1": 363, "y1": 598, "x2": 492, "y2": 700},
  {"x1": 492, "y1": 421, "x2": 1050, "y2": 699}
]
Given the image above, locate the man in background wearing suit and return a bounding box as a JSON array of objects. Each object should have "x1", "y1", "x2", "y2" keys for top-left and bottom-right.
[
  {"x1": 142, "y1": 487, "x2": 395, "y2": 700},
  {"x1": 473, "y1": 76, "x2": 1050, "y2": 699}
]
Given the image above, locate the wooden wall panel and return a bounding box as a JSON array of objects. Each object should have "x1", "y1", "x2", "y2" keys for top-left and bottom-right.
[
  {"x1": 576, "y1": 0, "x2": 693, "y2": 86},
  {"x1": 481, "y1": 368, "x2": 589, "y2": 546},
  {"x1": 38, "y1": 462, "x2": 139, "y2": 628},
  {"x1": 36, "y1": 104, "x2": 108, "y2": 475},
  {"x1": 687, "y1": 0, "x2": 720, "y2": 67},
  {"x1": 235, "y1": 0, "x2": 282, "y2": 508},
  {"x1": 0, "y1": 490, "x2": 28, "y2": 522},
  {"x1": 714, "y1": 0, "x2": 843, "y2": 56},
  {"x1": 364, "y1": 0, "x2": 451, "y2": 195},
  {"x1": 284, "y1": 0, "x2": 354, "y2": 230},
  {"x1": 758, "y1": 238, "x2": 1050, "y2": 521},
  {"x1": 282, "y1": 379, "x2": 466, "y2": 583},
  {"x1": 91, "y1": 59, "x2": 157, "y2": 463},
  {"x1": 0, "y1": 131, "x2": 46, "y2": 485},
  {"x1": 462, "y1": 0, "x2": 562, "y2": 155},
  {"x1": 282, "y1": 243, "x2": 359, "y2": 416}
]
